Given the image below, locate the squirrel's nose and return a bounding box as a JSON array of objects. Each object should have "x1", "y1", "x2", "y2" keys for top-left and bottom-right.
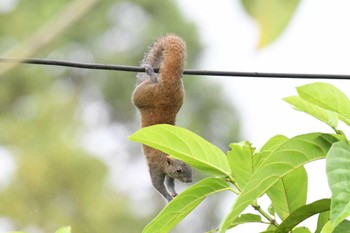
[{"x1": 184, "y1": 177, "x2": 192, "y2": 183}]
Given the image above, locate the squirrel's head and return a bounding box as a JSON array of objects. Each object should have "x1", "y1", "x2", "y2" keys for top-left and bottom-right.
[{"x1": 165, "y1": 157, "x2": 192, "y2": 183}]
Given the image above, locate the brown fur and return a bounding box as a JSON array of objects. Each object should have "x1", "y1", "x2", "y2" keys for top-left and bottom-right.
[{"x1": 132, "y1": 34, "x2": 192, "y2": 202}]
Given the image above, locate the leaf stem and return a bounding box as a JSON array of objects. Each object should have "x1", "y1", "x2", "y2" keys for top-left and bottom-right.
[
  {"x1": 251, "y1": 201, "x2": 279, "y2": 227},
  {"x1": 333, "y1": 127, "x2": 344, "y2": 136},
  {"x1": 227, "y1": 178, "x2": 277, "y2": 227},
  {"x1": 228, "y1": 187, "x2": 240, "y2": 195},
  {"x1": 226, "y1": 176, "x2": 277, "y2": 226},
  {"x1": 332, "y1": 128, "x2": 349, "y2": 145},
  {"x1": 226, "y1": 175, "x2": 239, "y2": 190}
]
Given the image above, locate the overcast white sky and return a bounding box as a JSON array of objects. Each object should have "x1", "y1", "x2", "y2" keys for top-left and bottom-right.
[
  {"x1": 179, "y1": 0, "x2": 350, "y2": 145},
  {"x1": 178, "y1": 0, "x2": 350, "y2": 232}
]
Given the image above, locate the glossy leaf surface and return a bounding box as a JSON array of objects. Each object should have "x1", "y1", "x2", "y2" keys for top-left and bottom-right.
[
  {"x1": 129, "y1": 124, "x2": 231, "y2": 178},
  {"x1": 143, "y1": 178, "x2": 230, "y2": 233},
  {"x1": 219, "y1": 133, "x2": 337, "y2": 233},
  {"x1": 326, "y1": 141, "x2": 350, "y2": 230}
]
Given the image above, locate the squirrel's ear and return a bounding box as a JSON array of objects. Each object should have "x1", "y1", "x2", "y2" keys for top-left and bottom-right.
[{"x1": 166, "y1": 157, "x2": 172, "y2": 166}]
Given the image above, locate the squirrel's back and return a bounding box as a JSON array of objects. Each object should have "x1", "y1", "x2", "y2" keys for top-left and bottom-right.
[{"x1": 132, "y1": 34, "x2": 186, "y2": 127}]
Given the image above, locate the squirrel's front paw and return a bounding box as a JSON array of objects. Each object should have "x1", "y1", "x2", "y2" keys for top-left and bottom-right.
[{"x1": 170, "y1": 192, "x2": 178, "y2": 197}]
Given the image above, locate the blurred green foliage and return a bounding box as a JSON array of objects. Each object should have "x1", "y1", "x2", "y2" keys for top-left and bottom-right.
[
  {"x1": 240, "y1": 0, "x2": 301, "y2": 47},
  {"x1": 0, "y1": 0, "x2": 239, "y2": 232}
]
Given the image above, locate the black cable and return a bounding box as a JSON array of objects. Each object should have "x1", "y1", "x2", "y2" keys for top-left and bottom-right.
[
  {"x1": 1, "y1": 57, "x2": 350, "y2": 80},
  {"x1": 0, "y1": 57, "x2": 145, "y2": 72},
  {"x1": 184, "y1": 69, "x2": 350, "y2": 80}
]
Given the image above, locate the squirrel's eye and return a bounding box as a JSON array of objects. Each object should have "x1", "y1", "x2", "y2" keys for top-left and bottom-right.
[{"x1": 176, "y1": 168, "x2": 182, "y2": 173}]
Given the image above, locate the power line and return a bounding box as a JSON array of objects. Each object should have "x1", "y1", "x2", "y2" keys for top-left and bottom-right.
[
  {"x1": 0, "y1": 57, "x2": 144, "y2": 72},
  {"x1": 1, "y1": 57, "x2": 350, "y2": 80}
]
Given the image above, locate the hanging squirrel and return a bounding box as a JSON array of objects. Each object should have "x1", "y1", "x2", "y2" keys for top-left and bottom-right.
[{"x1": 132, "y1": 34, "x2": 192, "y2": 202}]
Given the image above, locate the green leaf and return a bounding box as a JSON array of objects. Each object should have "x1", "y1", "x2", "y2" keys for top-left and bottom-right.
[
  {"x1": 284, "y1": 95, "x2": 338, "y2": 129},
  {"x1": 219, "y1": 133, "x2": 337, "y2": 233},
  {"x1": 297, "y1": 82, "x2": 350, "y2": 126},
  {"x1": 227, "y1": 141, "x2": 255, "y2": 189},
  {"x1": 263, "y1": 137, "x2": 307, "y2": 221},
  {"x1": 260, "y1": 135, "x2": 289, "y2": 152},
  {"x1": 129, "y1": 124, "x2": 231, "y2": 178},
  {"x1": 268, "y1": 203, "x2": 275, "y2": 216},
  {"x1": 143, "y1": 177, "x2": 230, "y2": 233},
  {"x1": 333, "y1": 220, "x2": 350, "y2": 233},
  {"x1": 338, "y1": 115, "x2": 350, "y2": 127},
  {"x1": 322, "y1": 219, "x2": 350, "y2": 233},
  {"x1": 55, "y1": 226, "x2": 71, "y2": 233},
  {"x1": 292, "y1": 227, "x2": 311, "y2": 233},
  {"x1": 326, "y1": 141, "x2": 350, "y2": 229},
  {"x1": 321, "y1": 221, "x2": 333, "y2": 233},
  {"x1": 240, "y1": 0, "x2": 300, "y2": 47},
  {"x1": 315, "y1": 211, "x2": 330, "y2": 233},
  {"x1": 264, "y1": 224, "x2": 277, "y2": 232},
  {"x1": 229, "y1": 213, "x2": 262, "y2": 229},
  {"x1": 254, "y1": 135, "x2": 289, "y2": 169},
  {"x1": 274, "y1": 199, "x2": 330, "y2": 233},
  {"x1": 267, "y1": 166, "x2": 307, "y2": 220}
]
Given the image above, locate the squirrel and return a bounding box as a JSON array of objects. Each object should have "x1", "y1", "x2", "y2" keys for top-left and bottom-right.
[{"x1": 132, "y1": 34, "x2": 192, "y2": 202}]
